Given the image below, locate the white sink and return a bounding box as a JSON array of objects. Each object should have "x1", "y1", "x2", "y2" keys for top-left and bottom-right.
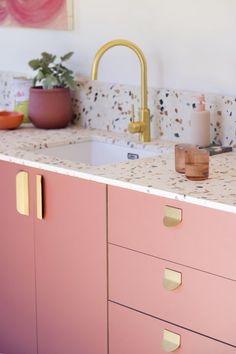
[{"x1": 38, "y1": 139, "x2": 161, "y2": 166}]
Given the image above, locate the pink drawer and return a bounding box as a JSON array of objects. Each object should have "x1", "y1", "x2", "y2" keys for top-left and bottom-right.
[
  {"x1": 109, "y1": 244, "x2": 236, "y2": 346},
  {"x1": 109, "y1": 302, "x2": 236, "y2": 354},
  {"x1": 108, "y1": 186, "x2": 236, "y2": 280}
]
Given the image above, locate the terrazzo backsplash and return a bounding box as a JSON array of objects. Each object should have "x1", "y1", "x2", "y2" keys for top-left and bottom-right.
[{"x1": 1, "y1": 71, "x2": 236, "y2": 146}]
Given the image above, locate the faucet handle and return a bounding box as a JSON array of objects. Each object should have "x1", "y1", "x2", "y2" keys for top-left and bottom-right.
[{"x1": 128, "y1": 104, "x2": 142, "y2": 134}]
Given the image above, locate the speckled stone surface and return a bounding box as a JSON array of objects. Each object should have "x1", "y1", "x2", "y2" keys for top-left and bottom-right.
[
  {"x1": 2, "y1": 71, "x2": 236, "y2": 146},
  {"x1": 1, "y1": 125, "x2": 236, "y2": 214},
  {"x1": 74, "y1": 76, "x2": 236, "y2": 146}
]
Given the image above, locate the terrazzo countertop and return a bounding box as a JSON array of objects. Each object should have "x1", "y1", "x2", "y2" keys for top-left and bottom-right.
[{"x1": 1, "y1": 124, "x2": 236, "y2": 213}]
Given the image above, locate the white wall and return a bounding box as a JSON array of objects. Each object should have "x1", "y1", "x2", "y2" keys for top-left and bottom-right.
[{"x1": 0, "y1": 0, "x2": 236, "y2": 94}]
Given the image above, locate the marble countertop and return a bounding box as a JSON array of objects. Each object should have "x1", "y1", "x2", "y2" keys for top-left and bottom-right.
[{"x1": 1, "y1": 124, "x2": 236, "y2": 213}]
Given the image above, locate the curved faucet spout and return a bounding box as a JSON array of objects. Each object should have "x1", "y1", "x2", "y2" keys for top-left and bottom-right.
[
  {"x1": 91, "y1": 39, "x2": 148, "y2": 109},
  {"x1": 91, "y1": 39, "x2": 151, "y2": 142}
]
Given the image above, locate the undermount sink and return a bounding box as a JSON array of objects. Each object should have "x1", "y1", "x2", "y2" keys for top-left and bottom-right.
[{"x1": 38, "y1": 139, "x2": 161, "y2": 166}]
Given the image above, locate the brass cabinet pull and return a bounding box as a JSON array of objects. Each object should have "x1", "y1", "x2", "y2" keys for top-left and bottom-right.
[
  {"x1": 16, "y1": 171, "x2": 29, "y2": 216},
  {"x1": 36, "y1": 175, "x2": 43, "y2": 220},
  {"x1": 163, "y1": 205, "x2": 182, "y2": 227},
  {"x1": 163, "y1": 268, "x2": 182, "y2": 291},
  {"x1": 162, "y1": 329, "x2": 181, "y2": 352}
]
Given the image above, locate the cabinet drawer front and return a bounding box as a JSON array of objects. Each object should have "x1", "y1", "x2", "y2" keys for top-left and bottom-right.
[
  {"x1": 109, "y1": 302, "x2": 236, "y2": 354},
  {"x1": 108, "y1": 186, "x2": 236, "y2": 280},
  {"x1": 109, "y1": 244, "x2": 236, "y2": 346}
]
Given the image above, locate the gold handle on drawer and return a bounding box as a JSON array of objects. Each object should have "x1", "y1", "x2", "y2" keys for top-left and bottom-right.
[
  {"x1": 163, "y1": 268, "x2": 182, "y2": 291},
  {"x1": 162, "y1": 329, "x2": 181, "y2": 352},
  {"x1": 16, "y1": 171, "x2": 29, "y2": 216},
  {"x1": 36, "y1": 175, "x2": 44, "y2": 220},
  {"x1": 163, "y1": 206, "x2": 182, "y2": 227}
]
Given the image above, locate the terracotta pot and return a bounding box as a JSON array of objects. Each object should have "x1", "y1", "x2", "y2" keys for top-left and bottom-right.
[{"x1": 29, "y1": 87, "x2": 73, "y2": 129}]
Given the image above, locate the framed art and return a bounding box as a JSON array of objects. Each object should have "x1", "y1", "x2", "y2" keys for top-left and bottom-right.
[{"x1": 0, "y1": 0, "x2": 74, "y2": 31}]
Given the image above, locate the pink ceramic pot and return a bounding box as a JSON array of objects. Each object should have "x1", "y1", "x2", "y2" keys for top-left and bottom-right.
[{"x1": 29, "y1": 87, "x2": 73, "y2": 129}]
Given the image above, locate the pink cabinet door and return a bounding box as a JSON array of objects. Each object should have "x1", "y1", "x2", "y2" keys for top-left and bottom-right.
[
  {"x1": 34, "y1": 170, "x2": 107, "y2": 354},
  {"x1": 108, "y1": 186, "x2": 236, "y2": 280},
  {"x1": 109, "y1": 302, "x2": 236, "y2": 354},
  {"x1": 109, "y1": 244, "x2": 236, "y2": 346},
  {"x1": 0, "y1": 161, "x2": 37, "y2": 354}
]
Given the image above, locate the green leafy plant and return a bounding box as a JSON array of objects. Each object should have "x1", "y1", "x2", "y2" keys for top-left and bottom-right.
[{"x1": 28, "y1": 52, "x2": 76, "y2": 89}]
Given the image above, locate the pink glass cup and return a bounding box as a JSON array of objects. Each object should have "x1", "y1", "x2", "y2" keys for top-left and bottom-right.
[
  {"x1": 185, "y1": 148, "x2": 209, "y2": 181},
  {"x1": 175, "y1": 144, "x2": 197, "y2": 173}
]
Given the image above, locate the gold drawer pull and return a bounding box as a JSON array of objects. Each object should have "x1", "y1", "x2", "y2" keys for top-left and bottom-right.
[
  {"x1": 162, "y1": 329, "x2": 181, "y2": 352},
  {"x1": 36, "y1": 175, "x2": 44, "y2": 220},
  {"x1": 163, "y1": 268, "x2": 182, "y2": 291},
  {"x1": 16, "y1": 171, "x2": 29, "y2": 216},
  {"x1": 163, "y1": 206, "x2": 182, "y2": 227}
]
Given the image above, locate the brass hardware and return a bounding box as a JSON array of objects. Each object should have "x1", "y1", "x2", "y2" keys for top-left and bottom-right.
[
  {"x1": 163, "y1": 268, "x2": 182, "y2": 291},
  {"x1": 91, "y1": 39, "x2": 151, "y2": 142},
  {"x1": 129, "y1": 107, "x2": 150, "y2": 142},
  {"x1": 36, "y1": 175, "x2": 43, "y2": 220},
  {"x1": 162, "y1": 329, "x2": 181, "y2": 352},
  {"x1": 163, "y1": 205, "x2": 182, "y2": 227},
  {"x1": 16, "y1": 171, "x2": 29, "y2": 216},
  {"x1": 128, "y1": 104, "x2": 142, "y2": 133},
  {"x1": 128, "y1": 120, "x2": 143, "y2": 134}
]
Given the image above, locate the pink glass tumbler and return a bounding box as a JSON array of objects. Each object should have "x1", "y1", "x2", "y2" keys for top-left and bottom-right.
[
  {"x1": 175, "y1": 144, "x2": 197, "y2": 173},
  {"x1": 185, "y1": 148, "x2": 209, "y2": 181}
]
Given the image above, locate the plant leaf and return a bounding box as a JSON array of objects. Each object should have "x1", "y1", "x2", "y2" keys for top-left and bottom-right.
[
  {"x1": 28, "y1": 51, "x2": 76, "y2": 88},
  {"x1": 61, "y1": 52, "x2": 74, "y2": 62},
  {"x1": 42, "y1": 75, "x2": 60, "y2": 89},
  {"x1": 41, "y1": 52, "x2": 56, "y2": 65},
  {"x1": 28, "y1": 59, "x2": 41, "y2": 70},
  {"x1": 34, "y1": 69, "x2": 45, "y2": 85},
  {"x1": 61, "y1": 72, "x2": 76, "y2": 89}
]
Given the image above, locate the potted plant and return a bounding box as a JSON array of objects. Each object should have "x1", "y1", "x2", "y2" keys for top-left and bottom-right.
[{"x1": 28, "y1": 52, "x2": 76, "y2": 129}]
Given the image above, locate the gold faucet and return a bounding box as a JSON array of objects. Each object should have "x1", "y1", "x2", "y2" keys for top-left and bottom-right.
[{"x1": 91, "y1": 39, "x2": 151, "y2": 142}]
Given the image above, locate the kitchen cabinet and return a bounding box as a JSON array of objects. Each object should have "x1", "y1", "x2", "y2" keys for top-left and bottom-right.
[
  {"x1": 109, "y1": 302, "x2": 236, "y2": 354},
  {"x1": 0, "y1": 160, "x2": 107, "y2": 354},
  {"x1": 0, "y1": 161, "x2": 37, "y2": 354},
  {"x1": 109, "y1": 244, "x2": 236, "y2": 346},
  {"x1": 108, "y1": 185, "x2": 236, "y2": 352},
  {"x1": 35, "y1": 168, "x2": 107, "y2": 354},
  {"x1": 2, "y1": 157, "x2": 236, "y2": 353},
  {"x1": 108, "y1": 185, "x2": 236, "y2": 279}
]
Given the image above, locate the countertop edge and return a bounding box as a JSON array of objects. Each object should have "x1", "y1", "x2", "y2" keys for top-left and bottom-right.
[{"x1": 1, "y1": 153, "x2": 236, "y2": 215}]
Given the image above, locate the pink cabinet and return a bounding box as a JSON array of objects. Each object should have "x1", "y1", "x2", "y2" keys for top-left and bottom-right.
[
  {"x1": 109, "y1": 302, "x2": 236, "y2": 354},
  {"x1": 0, "y1": 161, "x2": 107, "y2": 354},
  {"x1": 34, "y1": 169, "x2": 107, "y2": 354},
  {"x1": 0, "y1": 161, "x2": 37, "y2": 354},
  {"x1": 108, "y1": 185, "x2": 236, "y2": 280},
  {"x1": 108, "y1": 185, "x2": 236, "y2": 351},
  {"x1": 109, "y1": 244, "x2": 236, "y2": 346}
]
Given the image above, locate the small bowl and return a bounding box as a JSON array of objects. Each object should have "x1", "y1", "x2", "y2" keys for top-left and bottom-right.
[{"x1": 0, "y1": 111, "x2": 23, "y2": 130}]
